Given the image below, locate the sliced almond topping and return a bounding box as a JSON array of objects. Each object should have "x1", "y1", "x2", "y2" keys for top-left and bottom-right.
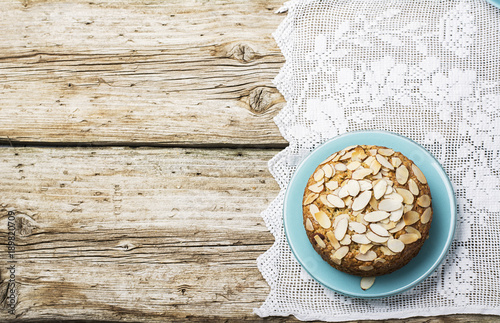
[
  {"x1": 343, "y1": 145, "x2": 358, "y2": 152},
  {"x1": 309, "y1": 204, "x2": 320, "y2": 215},
  {"x1": 380, "y1": 246, "x2": 396, "y2": 256},
  {"x1": 391, "y1": 157, "x2": 402, "y2": 168},
  {"x1": 326, "y1": 231, "x2": 341, "y2": 250},
  {"x1": 376, "y1": 154, "x2": 395, "y2": 170},
  {"x1": 357, "y1": 212, "x2": 368, "y2": 225},
  {"x1": 417, "y1": 195, "x2": 431, "y2": 207},
  {"x1": 339, "y1": 234, "x2": 351, "y2": 245},
  {"x1": 349, "y1": 221, "x2": 367, "y2": 234},
  {"x1": 335, "y1": 218, "x2": 349, "y2": 241},
  {"x1": 395, "y1": 165, "x2": 409, "y2": 185},
  {"x1": 333, "y1": 246, "x2": 349, "y2": 259},
  {"x1": 389, "y1": 206, "x2": 404, "y2": 222},
  {"x1": 304, "y1": 193, "x2": 319, "y2": 205},
  {"x1": 358, "y1": 180, "x2": 373, "y2": 191},
  {"x1": 369, "y1": 149, "x2": 378, "y2": 156},
  {"x1": 369, "y1": 159, "x2": 382, "y2": 175},
  {"x1": 338, "y1": 185, "x2": 349, "y2": 198},
  {"x1": 412, "y1": 164, "x2": 427, "y2": 184},
  {"x1": 385, "y1": 192, "x2": 404, "y2": 204},
  {"x1": 405, "y1": 226, "x2": 422, "y2": 239},
  {"x1": 373, "y1": 179, "x2": 387, "y2": 200},
  {"x1": 359, "y1": 265, "x2": 374, "y2": 271},
  {"x1": 356, "y1": 250, "x2": 377, "y2": 261},
  {"x1": 378, "y1": 199, "x2": 403, "y2": 212},
  {"x1": 388, "y1": 219, "x2": 406, "y2": 233},
  {"x1": 369, "y1": 223, "x2": 390, "y2": 237},
  {"x1": 387, "y1": 238, "x2": 405, "y2": 253},
  {"x1": 385, "y1": 185, "x2": 393, "y2": 195},
  {"x1": 320, "y1": 153, "x2": 338, "y2": 165},
  {"x1": 314, "y1": 234, "x2": 326, "y2": 248},
  {"x1": 305, "y1": 218, "x2": 314, "y2": 231},
  {"x1": 345, "y1": 196, "x2": 353, "y2": 208},
  {"x1": 366, "y1": 231, "x2": 389, "y2": 243},
  {"x1": 331, "y1": 257, "x2": 341, "y2": 265},
  {"x1": 333, "y1": 214, "x2": 349, "y2": 228},
  {"x1": 352, "y1": 149, "x2": 368, "y2": 161},
  {"x1": 340, "y1": 151, "x2": 353, "y2": 160},
  {"x1": 322, "y1": 164, "x2": 334, "y2": 178},
  {"x1": 364, "y1": 156, "x2": 375, "y2": 166},
  {"x1": 352, "y1": 190, "x2": 372, "y2": 211},
  {"x1": 347, "y1": 161, "x2": 361, "y2": 171},
  {"x1": 369, "y1": 196, "x2": 379, "y2": 211},
  {"x1": 352, "y1": 168, "x2": 373, "y2": 180},
  {"x1": 374, "y1": 258, "x2": 387, "y2": 264},
  {"x1": 408, "y1": 178, "x2": 419, "y2": 196},
  {"x1": 314, "y1": 168, "x2": 325, "y2": 182},
  {"x1": 381, "y1": 221, "x2": 396, "y2": 230},
  {"x1": 403, "y1": 211, "x2": 420, "y2": 225},
  {"x1": 421, "y1": 207, "x2": 432, "y2": 224},
  {"x1": 320, "y1": 195, "x2": 334, "y2": 208},
  {"x1": 360, "y1": 277, "x2": 376, "y2": 290},
  {"x1": 396, "y1": 188, "x2": 414, "y2": 204},
  {"x1": 314, "y1": 211, "x2": 332, "y2": 229},
  {"x1": 352, "y1": 234, "x2": 371, "y2": 244},
  {"x1": 404, "y1": 204, "x2": 414, "y2": 213},
  {"x1": 359, "y1": 244, "x2": 373, "y2": 254},
  {"x1": 335, "y1": 163, "x2": 347, "y2": 172},
  {"x1": 373, "y1": 172, "x2": 383, "y2": 179},
  {"x1": 325, "y1": 180, "x2": 339, "y2": 190},
  {"x1": 347, "y1": 180, "x2": 361, "y2": 197},
  {"x1": 386, "y1": 179, "x2": 394, "y2": 187},
  {"x1": 364, "y1": 211, "x2": 390, "y2": 222},
  {"x1": 308, "y1": 182, "x2": 324, "y2": 193},
  {"x1": 378, "y1": 148, "x2": 394, "y2": 156},
  {"x1": 399, "y1": 233, "x2": 419, "y2": 244},
  {"x1": 326, "y1": 194, "x2": 345, "y2": 208}
]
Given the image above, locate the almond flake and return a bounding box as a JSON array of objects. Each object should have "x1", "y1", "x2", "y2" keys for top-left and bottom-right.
[
  {"x1": 369, "y1": 159, "x2": 382, "y2": 175},
  {"x1": 387, "y1": 238, "x2": 405, "y2": 253},
  {"x1": 412, "y1": 164, "x2": 427, "y2": 184},
  {"x1": 349, "y1": 221, "x2": 367, "y2": 233},
  {"x1": 352, "y1": 234, "x2": 371, "y2": 244},
  {"x1": 366, "y1": 231, "x2": 389, "y2": 243},
  {"x1": 364, "y1": 156, "x2": 375, "y2": 166},
  {"x1": 369, "y1": 196, "x2": 379, "y2": 211},
  {"x1": 314, "y1": 168, "x2": 325, "y2": 182},
  {"x1": 408, "y1": 178, "x2": 419, "y2": 195},
  {"x1": 338, "y1": 185, "x2": 349, "y2": 198},
  {"x1": 385, "y1": 185, "x2": 393, "y2": 195},
  {"x1": 381, "y1": 221, "x2": 396, "y2": 230},
  {"x1": 359, "y1": 180, "x2": 373, "y2": 191},
  {"x1": 333, "y1": 246, "x2": 349, "y2": 259},
  {"x1": 388, "y1": 219, "x2": 406, "y2": 233},
  {"x1": 374, "y1": 258, "x2": 387, "y2": 264},
  {"x1": 340, "y1": 234, "x2": 352, "y2": 245},
  {"x1": 373, "y1": 172, "x2": 383, "y2": 179},
  {"x1": 378, "y1": 199, "x2": 403, "y2": 212},
  {"x1": 352, "y1": 168, "x2": 373, "y2": 180},
  {"x1": 380, "y1": 246, "x2": 396, "y2": 256},
  {"x1": 335, "y1": 163, "x2": 347, "y2": 172},
  {"x1": 359, "y1": 265, "x2": 374, "y2": 271},
  {"x1": 340, "y1": 151, "x2": 353, "y2": 160},
  {"x1": 314, "y1": 235, "x2": 326, "y2": 248},
  {"x1": 373, "y1": 179, "x2": 387, "y2": 199},
  {"x1": 385, "y1": 192, "x2": 403, "y2": 203},
  {"x1": 378, "y1": 148, "x2": 394, "y2": 156},
  {"x1": 320, "y1": 195, "x2": 334, "y2": 208},
  {"x1": 305, "y1": 218, "x2": 314, "y2": 231},
  {"x1": 327, "y1": 194, "x2": 345, "y2": 208},
  {"x1": 309, "y1": 204, "x2": 319, "y2": 215},
  {"x1": 399, "y1": 233, "x2": 419, "y2": 244},
  {"x1": 369, "y1": 223, "x2": 390, "y2": 237},
  {"x1": 369, "y1": 149, "x2": 378, "y2": 156},
  {"x1": 326, "y1": 231, "x2": 341, "y2": 250},
  {"x1": 389, "y1": 206, "x2": 404, "y2": 222},
  {"x1": 403, "y1": 211, "x2": 420, "y2": 225},
  {"x1": 356, "y1": 250, "x2": 377, "y2": 261},
  {"x1": 364, "y1": 211, "x2": 390, "y2": 222},
  {"x1": 352, "y1": 191, "x2": 372, "y2": 211},
  {"x1": 417, "y1": 195, "x2": 431, "y2": 207},
  {"x1": 308, "y1": 182, "x2": 324, "y2": 193},
  {"x1": 421, "y1": 207, "x2": 432, "y2": 224},
  {"x1": 360, "y1": 277, "x2": 376, "y2": 290},
  {"x1": 347, "y1": 161, "x2": 361, "y2": 171},
  {"x1": 395, "y1": 165, "x2": 409, "y2": 185},
  {"x1": 396, "y1": 188, "x2": 414, "y2": 204},
  {"x1": 333, "y1": 214, "x2": 349, "y2": 228},
  {"x1": 347, "y1": 180, "x2": 361, "y2": 197},
  {"x1": 320, "y1": 153, "x2": 338, "y2": 165},
  {"x1": 405, "y1": 226, "x2": 422, "y2": 239},
  {"x1": 343, "y1": 145, "x2": 358, "y2": 152},
  {"x1": 359, "y1": 244, "x2": 373, "y2": 254},
  {"x1": 352, "y1": 149, "x2": 368, "y2": 161},
  {"x1": 304, "y1": 193, "x2": 319, "y2": 205},
  {"x1": 325, "y1": 180, "x2": 339, "y2": 190},
  {"x1": 335, "y1": 218, "x2": 349, "y2": 241},
  {"x1": 322, "y1": 164, "x2": 334, "y2": 178},
  {"x1": 391, "y1": 157, "x2": 402, "y2": 168},
  {"x1": 404, "y1": 204, "x2": 414, "y2": 213},
  {"x1": 314, "y1": 211, "x2": 332, "y2": 229},
  {"x1": 331, "y1": 257, "x2": 341, "y2": 265},
  {"x1": 376, "y1": 154, "x2": 395, "y2": 170},
  {"x1": 345, "y1": 196, "x2": 353, "y2": 208}
]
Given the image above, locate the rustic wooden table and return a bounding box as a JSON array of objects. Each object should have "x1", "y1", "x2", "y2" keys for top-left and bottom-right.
[{"x1": 0, "y1": 1, "x2": 498, "y2": 322}]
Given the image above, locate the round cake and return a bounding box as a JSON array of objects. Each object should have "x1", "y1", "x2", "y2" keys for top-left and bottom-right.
[{"x1": 302, "y1": 145, "x2": 433, "y2": 277}]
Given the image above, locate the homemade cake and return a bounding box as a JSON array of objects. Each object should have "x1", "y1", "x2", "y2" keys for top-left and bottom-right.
[{"x1": 302, "y1": 145, "x2": 432, "y2": 277}]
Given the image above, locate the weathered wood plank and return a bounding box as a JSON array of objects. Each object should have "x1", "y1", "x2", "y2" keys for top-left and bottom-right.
[
  {"x1": 0, "y1": 0, "x2": 287, "y2": 147},
  {"x1": 0, "y1": 146, "x2": 498, "y2": 322}
]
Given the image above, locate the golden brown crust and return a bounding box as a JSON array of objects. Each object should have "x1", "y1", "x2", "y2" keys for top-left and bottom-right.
[{"x1": 302, "y1": 145, "x2": 433, "y2": 277}]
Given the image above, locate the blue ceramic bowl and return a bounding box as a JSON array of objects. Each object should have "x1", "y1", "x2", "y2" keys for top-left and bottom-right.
[{"x1": 283, "y1": 130, "x2": 456, "y2": 298}]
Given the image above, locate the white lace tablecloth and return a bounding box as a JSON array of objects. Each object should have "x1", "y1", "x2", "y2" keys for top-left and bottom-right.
[{"x1": 255, "y1": 0, "x2": 500, "y2": 321}]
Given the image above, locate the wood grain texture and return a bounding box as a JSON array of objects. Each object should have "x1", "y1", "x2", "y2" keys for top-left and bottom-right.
[{"x1": 0, "y1": 0, "x2": 287, "y2": 147}]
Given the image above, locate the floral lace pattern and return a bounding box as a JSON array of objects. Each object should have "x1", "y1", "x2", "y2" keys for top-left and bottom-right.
[{"x1": 256, "y1": 0, "x2": 500, "y2": 320}]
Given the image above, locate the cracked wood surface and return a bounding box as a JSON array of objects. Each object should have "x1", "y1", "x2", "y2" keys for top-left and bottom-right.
[{"x1": 0, "y1": 0, "x2": 287, "y2": 147}]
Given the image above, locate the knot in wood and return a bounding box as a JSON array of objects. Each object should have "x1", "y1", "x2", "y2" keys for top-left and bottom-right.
[
  {"x1": 229, "y1": 44, "x2": 256, "y2": 63},
  {"x1": 248, "y1": 87, "x2": 274, "y2": 113}
]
